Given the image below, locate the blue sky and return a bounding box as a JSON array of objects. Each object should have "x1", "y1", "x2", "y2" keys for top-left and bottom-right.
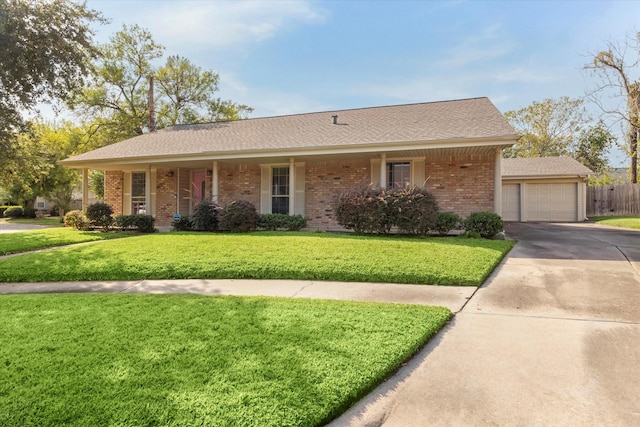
[{"x1": 85, "y1": 0, "x2": 640, "y2": 166}]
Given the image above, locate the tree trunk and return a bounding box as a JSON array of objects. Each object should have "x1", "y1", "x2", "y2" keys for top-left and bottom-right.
[{"x1": 631, "y1": 125, "x2": 638, "y2": 184}]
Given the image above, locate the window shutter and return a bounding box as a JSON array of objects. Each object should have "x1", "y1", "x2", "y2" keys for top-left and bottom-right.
[
  {"x1": 370, "y1": 159, "x2": 381, "y2": 188},
  {"x1": 260, "y1": 165, "x2": 271, "y2": 214},
  {"x1": 412, "y1": 158, "x2": 426, "y2": 188},
  {"x1": 294, "y1": 163, "x2": 305, "y2": 215},
  {"x1": 123, "y1": 172, "x2": 132, "y2": 215},
  {"x1": 150, "y1": 169, "x2": 157, "y2": 216}
]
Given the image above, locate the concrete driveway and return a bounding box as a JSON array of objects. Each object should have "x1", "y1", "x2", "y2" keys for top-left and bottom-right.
[
  {"x1": 0, "y1": 221, "x2": 53, "y2": 233},
  {"x1": 332, "y1": 222, "x2": 640, "y2": 426}
]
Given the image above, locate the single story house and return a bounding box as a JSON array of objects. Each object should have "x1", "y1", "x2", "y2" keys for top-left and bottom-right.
[
  {"x1": 62, "y1": 97, "x2": 519, "y2": 229},
  {"x1": 501, "y1": 156, "x2": 592, "y2": 222}
]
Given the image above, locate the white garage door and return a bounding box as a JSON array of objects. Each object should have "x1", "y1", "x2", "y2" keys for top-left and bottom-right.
[
  {"x1": 527, "y1": 183, "x2": 577, "y2": 221},
  {"x1": 502, "y1": 184, "x2": 520, "y2": 221}
]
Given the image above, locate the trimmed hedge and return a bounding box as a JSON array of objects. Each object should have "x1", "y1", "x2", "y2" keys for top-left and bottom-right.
[
  {"x1": 191, "y1": 200, "x2": 219, "y2": 231},
  {"x1": 258, "y1": 213, "x2": 307, "y2": 231},
  {"x1": 434, "y1": 212, "x2": 462, "y2": 236},
  {"x1": 114, "y1": 214, "x2": 156, "y2": 233},
  {"x1": 86, "y1": 202, "x2": 114, "y2": 231},
  {"x1": 218, "y1": 200, "x2": 259, "y2": 232},
  {"x1": 64, "y1": 210, "x2": 88, "y2": 230},
  {"x1": 171, "y1": 216, "x2": 193, "y2": 231},
  {"x1": 3, "y1": 206, "x2": 23, "y2": 218}
]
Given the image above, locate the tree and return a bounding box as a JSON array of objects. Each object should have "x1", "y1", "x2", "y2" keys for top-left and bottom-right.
[
  {"x1": 0, "y1": 0, "x2": 104, "y2": 167},
  {"x1": 503, "y1": 97, "x2": 588, "y2": 158},
  {"x1": 573, "y1": 121, "x2": 615, "y2": 175},
  {"x1": 70, "y1": 25, "x2": 252, "y2": 147},
  {"x1": 585, "y1": 33, "x2": 640, "y2": 183}
]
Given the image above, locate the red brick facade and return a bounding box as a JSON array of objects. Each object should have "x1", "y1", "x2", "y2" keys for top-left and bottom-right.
[{"x1": 104, "y1": 153, "x2": 496, "y2": 229}]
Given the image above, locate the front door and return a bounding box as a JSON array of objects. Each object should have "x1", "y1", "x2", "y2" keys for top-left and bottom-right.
[{"x1": 192, "y1": 171, "x2": 206, "y2": 210}]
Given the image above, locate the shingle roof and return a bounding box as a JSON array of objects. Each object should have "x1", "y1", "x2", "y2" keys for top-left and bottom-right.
[
  {"x1": 502, "y1": 157, "x2": 593, "y2": 177},
  {"x1": 62, "y1": 97, "x2": 518, "y2": 165}
]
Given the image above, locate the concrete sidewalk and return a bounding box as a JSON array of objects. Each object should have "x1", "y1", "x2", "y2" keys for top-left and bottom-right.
[
  {"x1": 0, "y1": 279, "x2": 476, "y2": 313},
  {"x1": 330, "y1": 222, "x2": 640, "y2": 426}
]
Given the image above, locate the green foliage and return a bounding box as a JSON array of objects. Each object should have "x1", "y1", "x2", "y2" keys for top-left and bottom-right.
[
  {"x1": 171, "y1": 216, "x2": 193, "y2": 231},
  {"x1": 0, "y1": 233, "x2": 515, "y2": 285},
  {"x1": 0, "y1": 206, "x2": 21, "y2": 217},
  {"x1": 218, "y1": 200, "x2": 259, "y2": 232},
  {"x1": 334, "y1": 186, "x2": 439, "y2": 235},
  {"x1": 191, "y1": 200, "x2": 219, "y2": 231},
  {"x1": 574, "y1": 121, "x2": 615, "y2": 174},
  {"x1": 458, "y1": 231, "x2": 482, "y2": 239},
  {"x1": 22, "y1": 206, "x2": 36, "y2": 218},
  {"x1": 114, "y1": 214, "x2": 156, "y2": 233},
  {"x1": 3, "y1": 206, "x2": 23, "y2": 218},
  {"x1": 393, "y1": 186, "x2": 439, "y2": 234},
  {"x1": 89, "y1": 170, "x2": 105, "y2": 200},
  {"x1": 463, "y1": 212, "x2": 504, "y2": 238},
  {"x1": 589, "y1": 215, "x2": 640, "y2": 230},
  {"x1": 258, "y1": 214, "x2": 307, "y2": 231},
  {"x1": 0, "y1": 0, "x2": 104, "y2": 167},
  {"x1": 0, "y1": 294, "x2": 451, "y2": 427},
  {"x1": 63, "y1": 210, "x2": 88, "y2": 230},
  {"x1": 86, "y1": 202, "x2": 114, "y2": 231},
  {"x1": 434, "y1": 212, "x2": 462, "y2": 236}
]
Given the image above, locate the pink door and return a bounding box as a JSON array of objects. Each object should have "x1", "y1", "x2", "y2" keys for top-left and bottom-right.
[{"x1": 192, "y1": 171, "x2": 206, "y2": 208}]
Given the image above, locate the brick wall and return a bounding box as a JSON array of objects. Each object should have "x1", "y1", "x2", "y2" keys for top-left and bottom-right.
[
  {"x1": 305, "y1": 159, "x2": 370, "y2": 229},
  {"x1": 218, "y1": 164, "x2": 261, "y2": 207},
  {"x1": 104, "y1": 171, "x2": 123, "y2": 216},
  {"x1": 155, "y1": 168, "x2": 177, "y2": 227},
  {"x1": 425, "y1": 154, "x2": 495, "y2": 217}
]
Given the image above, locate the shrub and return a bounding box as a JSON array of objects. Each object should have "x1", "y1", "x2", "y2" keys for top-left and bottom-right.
[
  {"x1": 434, "y1": 212, "x2": 462, "y2": 236},
  {"x1": 392, "y1": 186, "x2": 439, "y2": 235},
  {"x1": 334, "y1": 187, "x2": 393, "y2": 234},
  {"x1": 22, "y1": 207, "x2": 36, "y2": 218},
  {"x1": 191, "y1": 200, "x2": 219, "y2": 231},
  {"x1": 334, "y1": 186, "x2": 438, "y2": 235},
  {"x1": 114, "y1": 214, "x2": 156, "y2": 233},
  {"x1": 64, "y1": 210, "x2": 88, "y2": 230},
  {"x1": 463, "y1": 212, "x2": 504, "y2": 238},
  {"x1": 86, "y1": 202, "x2": 114, "y2": 231},
  {"x1": 258, "y1": 213, "x2": 307, "y2": 231},
  {"x1": 171, "y1": 216, "x2": 193, "y2": 231},
  {"x1": 218, "y1": 200, "x2": 259, "y2": 232},
  {"x1": 3, "y1": 206, "x2": 23, "y2": 218},
  {"x1": 458, "y1": 230, "x2": 482, "y2": 239}
]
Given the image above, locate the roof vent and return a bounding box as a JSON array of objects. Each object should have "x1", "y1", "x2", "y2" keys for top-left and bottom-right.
[{"x1": 332, "y1": 115, "x2": 338, "y2": 125}]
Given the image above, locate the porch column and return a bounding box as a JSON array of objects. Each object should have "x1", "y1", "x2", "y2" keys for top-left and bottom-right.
[
  {"x1": 380, "y1": 153, "x2": 387, "y2": 189},
  {"x1": 494, "y1": 148, "x2": 502, "y2": 216},
  {"x1": 212, "y1": 161, "x2": 219, "y2": 203},
  {"x1": 145, "y1": 165, "x2": 151, "y2": 215},
  {"x1": 289, "y1": 157, "x2": 295, "y2": 215},
  {"x1": 82, "y1": 168, "x2": 89, "y2": 211}
]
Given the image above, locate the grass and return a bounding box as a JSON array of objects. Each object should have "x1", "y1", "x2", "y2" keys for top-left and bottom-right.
[
  {"x1": 0, "y1": 217, "x2": 64, "y2": 227},
  {"x1": 0, "y1": 232, "x2": 514, "y2": 285},
  {"x1": 0, "y1": 294, "x2": 452, "y2": 426},
  {"x1": 0, "y1": 228, "x2": 131, "y2": 255},
  {"x1": 589, "y1": 215, "x2": 640, "y2": 230}
]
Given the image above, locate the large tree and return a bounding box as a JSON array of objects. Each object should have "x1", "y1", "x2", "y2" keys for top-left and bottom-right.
[
  {"x1": 503, "y1": 97, "x2": 588, "y2": 158},
  {"x1": 0, "y1": 0, "x2": 103, "y2": 166},
  {"x1": 504, "y1": 97, "x2": 615, "y2": 173},
  {"x1": 70, "y1": 24, "x2": 252, "y2": 147},
  {"x1": 585, "y1": 33, "x2": 640, "y2": 183}
]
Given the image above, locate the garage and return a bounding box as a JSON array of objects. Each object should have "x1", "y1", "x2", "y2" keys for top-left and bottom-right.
[{"x1": 501, "y1": 157, "x2": 592, "y2": 222}]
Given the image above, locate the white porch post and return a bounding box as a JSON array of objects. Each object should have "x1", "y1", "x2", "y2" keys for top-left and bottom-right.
[
  {"x1": 289, "y1": 157, "x2": 295, "y2": 215},
  {"x1": 145, "y1": 166, "x2": 151, "y2": 215},
  {"x1": 380, "y1": 153, "x2": 387, "y2": 189},
  {"x1": 212, "y1": 161, "x2": 219, "y2": 203},
  {"x1": 494, "y1": 148, "x2": 502, "y2": 216},
  {"x1": 82, "y1": 168, "x2": 89, "y2": 211}
]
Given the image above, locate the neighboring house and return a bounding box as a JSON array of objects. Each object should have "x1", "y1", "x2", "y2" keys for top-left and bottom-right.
[
  {"x1": 61, "y1": 97, "x2": 520, "y2": 229},
  {"x1": 501, "y1": 157, "x2": 593, "y2": 222}
]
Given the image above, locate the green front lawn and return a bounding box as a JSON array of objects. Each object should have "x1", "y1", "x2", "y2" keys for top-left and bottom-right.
[
  {"x1": 0, "y1": 232, "x2": 514, "y2": 285},
  {"x1": 0, "y1": 294, "x2": 452, "y2": 426},
  {"x1": 0, "y1": 228, "x2": 130, "y2": 255},
  {"x1": 589, "y1": 215, "x2": 640, "y2": 230}
]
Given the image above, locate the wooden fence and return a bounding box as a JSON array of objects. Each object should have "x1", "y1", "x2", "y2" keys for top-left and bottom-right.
[{"x1": 587, "y1": 183, "x2": 640, "y2": 216}]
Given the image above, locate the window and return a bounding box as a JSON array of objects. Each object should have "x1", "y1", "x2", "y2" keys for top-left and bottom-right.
[
  {"x1": 131, "y1": 172, "x2": 146, "y2": 214},
  {"x1": 387, "y1": 162, "x2": 411, "y2": 187},
  {"x1": 271, "y1": 167, "x2": 289, "y2": 214}
]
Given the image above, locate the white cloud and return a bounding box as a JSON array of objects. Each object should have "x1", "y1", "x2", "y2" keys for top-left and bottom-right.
[
  {"x1": 144, "y1": 0, "x2": 328, "y2": 50},
  {"x1": 436, "y1": 23, "x2": 514, "y2": 67}
]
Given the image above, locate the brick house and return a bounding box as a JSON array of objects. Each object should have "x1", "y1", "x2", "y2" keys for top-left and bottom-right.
[{"x1": 61, "y1": 97, "x2": 519, "y2": 229}]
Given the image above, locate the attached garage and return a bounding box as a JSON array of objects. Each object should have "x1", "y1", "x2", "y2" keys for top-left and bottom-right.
[{"x1": 501, "y1": 157, "x2": 592, "y2": 222}]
